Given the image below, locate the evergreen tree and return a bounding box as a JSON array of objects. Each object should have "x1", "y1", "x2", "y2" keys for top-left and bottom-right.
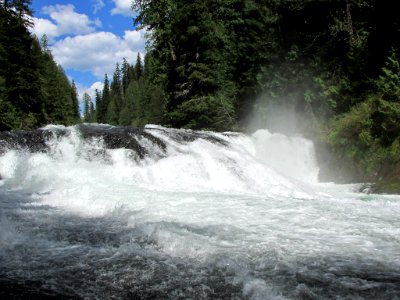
[
  {"x1": 69, "y1": 80, "x2": 80, "y2": 123},
  {"x1": 134, "y1": 53, "x2": 143, "y2": 80},
  {"x1": 121, "y1": 58, "x2": 130, "y2": 94},
  {"x1": 1, "y1": 1, "x2": 83, "y2": 129},
  {"x1": 37, "y1": 41, "x2": 80, "y2": 125},
  {"x1": 97, "y1": 74, "x2": 110, "y2": 123},
  {"x1": 106, "y1": 99, "x2": 119, "y2": 125},
  {"x1": 40, "y1": 34, "x2": 49, "y2": 52},
  {"x1": 370, "y1": 49, "x2": 400, "y2": 146},
  {"x1": 110, "y1": 63, "x2": 122, "y2": 98},
  {"x1": 0, "y1": 1, "x2": 43, "y2": 129},
  {"x1": 133, "y1": 0, "x2": 239, "y2": 130},
  {"x1": 94, "y1": 89, "x2": 102, "y2": 122},
  {"x1": 83, "y1": 92, "x2": 92, "y2": 122},
  {"x1": 108, "y1": 64, "x2": 123, "y2": 125},
  {"x1": 2, "y1": 0, "x2": 33, "y2": 27},
  {"x1": 119, "y1": 95, "x2": 134, "y2": 126},
  {"x1": 89, "y1": 99, "x2": 95, "y2": 122}
]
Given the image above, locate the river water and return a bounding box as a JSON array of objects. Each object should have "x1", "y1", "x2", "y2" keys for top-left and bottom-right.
[{"x1": 0, "y1": 124, "x2": 399, "y2": 299}]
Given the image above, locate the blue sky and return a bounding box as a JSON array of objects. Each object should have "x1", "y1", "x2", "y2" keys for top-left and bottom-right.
[{"x1": 30, "y1": 0, "x2": 146, "y2": 101}]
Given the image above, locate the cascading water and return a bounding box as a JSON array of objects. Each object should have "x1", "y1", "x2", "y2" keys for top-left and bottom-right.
[{"x1": 0, "y1": 124, "x2": 399, "y2": 299}]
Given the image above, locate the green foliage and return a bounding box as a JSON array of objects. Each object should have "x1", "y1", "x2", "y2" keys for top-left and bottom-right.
[
  {"x1": 0, "y1": 2, "x2": 83, "y2": 130},
  {"x1": 0, "y1": 5, "x2": 43, "y2": 129},
  {"x1": 1, "y1": 0, "x2": 33, "y2": 27},
  {"x1": 35, "y1": 44, "x2": 80, "y2": 126},
  {"x1": 94, "y1": 55, "x2": 166, "y2": 127},
  {"x1": 106, "y1": 98, "x2": 119, "y2": 125},
  {"x1": 326, "y1": 94, "x2": 400, "y2": 181},
  {"x1": 375, "y1": 49, "x2": 400, "y2": 102},
  {"x1": 169, "y1": 92, "x2": 235, "y2": 130},
  {"x1": 372, "y1": 182, "x2": 400, "y2": 195},
  {"x1": 96, "y1": 75, "x2": 110, "y2": 124},
  {"x1": 323, "y1": 44, "x2": 400, "y2": 188},
  {"x1": 69, "y1": 81, "x2": 80, "y2": 123},
  {"x1": 134, "y1": 53, "x2": 143, "y2": 80},
  {"x1": 134, "y1": 0, "x2": 253, "y2": 130},
  {"x1": 327, "y1": 101, "x2": 373, "y2": 155},
  {"x1": 83, "y1": 92, "x2": 95, "y2": 123},
  {"x1": 370, "y1": 98, "x2": 400, "y2": 147},
  {"x1": 133, "y1": 0, "x2": 390, "y2": 131},
  {"x1": 0, "y1": 77, "x2": 20, "y2": 130},
  {"x1": 121, "y1": 58, "x2": 130, "y2": 93}
]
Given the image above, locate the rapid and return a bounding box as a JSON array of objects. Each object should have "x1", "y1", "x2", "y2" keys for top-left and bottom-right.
[{"x1": 0, "y1": 124, "x2": 399, "y2": 299}]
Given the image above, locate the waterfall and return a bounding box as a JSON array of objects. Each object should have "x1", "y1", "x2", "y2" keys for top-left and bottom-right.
[{"x1": 1, "y1": 124, "x2": 399, "y2": 299}]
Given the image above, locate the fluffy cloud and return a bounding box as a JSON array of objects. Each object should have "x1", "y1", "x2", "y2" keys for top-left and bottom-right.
[
  {"x1": 111, "y1": 0, "x2": 134, "y2": 17},
  {"x1": 51, "y1": 29, "x2": 146, "y2": 79},
  {"x1": 31, "y1": 4, "x2": 101, "y2": 40},
  {"x1": 31, "y1": 17, "x2": 58, "y2": 40},
  {"x1": 30, "y1": 2, "x2": 146, "y2": 101},
  {"x1": 123, "y1": 30, "x2": 145, "y2": 48}
]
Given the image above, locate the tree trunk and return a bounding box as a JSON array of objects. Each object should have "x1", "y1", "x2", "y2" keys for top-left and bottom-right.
[{"x1": 346, "y1": 2, "x2": 355, "y2": 42}]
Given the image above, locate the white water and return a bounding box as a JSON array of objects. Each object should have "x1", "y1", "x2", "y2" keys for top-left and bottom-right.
[{"x1": 0, "y1": 125, "x2": 399, "y2": 299}]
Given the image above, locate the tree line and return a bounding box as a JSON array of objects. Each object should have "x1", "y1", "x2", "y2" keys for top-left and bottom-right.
[
  {"x1": 0, "y1": 0, "x2": 80, "y2": 130},
  {"x1": 82, "y1": 54, "x2": 164, "y2": 127}
]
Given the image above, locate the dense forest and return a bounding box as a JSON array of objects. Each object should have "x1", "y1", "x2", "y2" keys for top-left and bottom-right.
[
  {"x1": 1, "y1": 0, "x2": 400, "y2": 190},
  {"x1": 82, "y1": 54, "x2": 164, "y2": 127},
  {"x1": 0, "y1": 0, "x2": 80, "y2": 130}
]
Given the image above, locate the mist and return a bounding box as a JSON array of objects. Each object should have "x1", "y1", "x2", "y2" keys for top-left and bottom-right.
[
  {"x1": 244, "y1": 92, "x2": 319, "y2": 137},
  {"x1": 243, "y1": 92, "x2": 362, "y2": 184}
]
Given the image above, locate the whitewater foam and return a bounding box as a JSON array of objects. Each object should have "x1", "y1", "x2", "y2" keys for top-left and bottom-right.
[{"x1": 1, "y1": 124, "x2": 399, "y2": 299}]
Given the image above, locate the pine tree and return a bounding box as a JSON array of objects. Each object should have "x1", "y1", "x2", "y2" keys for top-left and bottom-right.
[
  {"x1": 37, "y1": 41, "x2": 80, "y2": 125},
  {"x1": 134, "y1": 53, "x2": 143, "y2": 81},
  {"x1": 2, "y1": 0, "x2": 33, "y2": 27},
  {"x1": 106, "y1": 64, "x2": 123, "y2": 125},
  {"x1": 0, "y1": 2, "x2": 43, "y2": 128},
  {"x1": 83, "y1": 92, "x2": 91, "y2": 122},
  {"x1": 89, "y1": 100, "x2": 95, "y2": 122},
  {"x1": 0, "y1": 0, "x2": 83, "y2": 129},
  {"x1": 94, "y1": 89, "x2": 102, "y2": 123},
  {"x1": 40, "y1": 34, "x2": 49, "y2": 53},
  {"x1": 111, "y1": 63, "x2": 122, "y2": 98},
  {"x1": 97, "y1": 74, "x2": 110, "y2": 123},
  {"x1": 69, "y1": 80, "x2": 80, "y2": 123},
  {"x1": 106, "y1": 99, "x2": 119, "y2": 125},
  {"x1": 121, "y1": 58, "x2": 130, "y2": 95}
]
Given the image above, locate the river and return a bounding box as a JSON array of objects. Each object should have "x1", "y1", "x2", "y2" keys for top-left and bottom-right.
[{"x1": 0, "y1": 124, "x2": 399, "y2": 299}]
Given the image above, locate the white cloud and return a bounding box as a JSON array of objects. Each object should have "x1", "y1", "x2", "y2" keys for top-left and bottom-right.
[
  {"x1": 92, "y1": 0, "x2": 105, "y2": 14},
  {"x1": 89, "y1": 81, "x2": 104, "y2": 93},
  {"x1": 30, "y1": 3, "x2": 146, "y2": 99},
  {"x1": 76, "y1": 81, "x2": 103, "y2": 116},
  {"x1": 111, "y1": 0, "x2": 134, "y2": 17},
  {"x1": 31, "y1": 4, "x2": 101, "y2": 40},
  {"x1": 77, "y1": 81, "x2": 103, "y2": 103},
  {"x1": 31, "y1": 17, "x2": 58, "y2": 40},
  {"x1": 123, "y1": 30, "x2": 146, "y2": 49},
  {"x1": 93, "y1": 18, "x2": 102, "y2": 27},
  {"x1": 51, "y1": 29, "x2": 146, "y2": 79}
]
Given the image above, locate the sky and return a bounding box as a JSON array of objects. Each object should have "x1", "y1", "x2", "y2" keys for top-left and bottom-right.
[{"x1": 30, "y1": 0, "x2": 146, "y2": 102}]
